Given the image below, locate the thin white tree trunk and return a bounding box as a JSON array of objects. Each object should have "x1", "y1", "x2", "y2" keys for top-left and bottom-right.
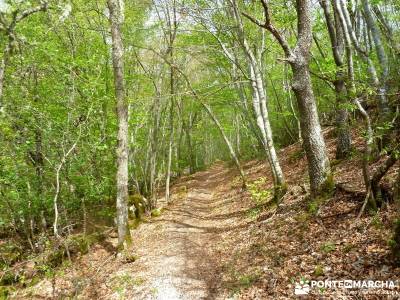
[{"x1": 230, "y1": 0, "x2": 285, "y2": 193}]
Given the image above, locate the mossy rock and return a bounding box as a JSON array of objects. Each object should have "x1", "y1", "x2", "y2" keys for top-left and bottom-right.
[
  {"x1": 46, "y1": 248, "x2": 65, "y2": 268},
  {"x1": 123, "y1": 253, "x2": 139, "y2": 263},
  {"x1": 46, "y1": 233, "x2": 105, "y2": 267},
  {"x1": 0, "y1": 269, "x2": 19, "y2": 285},
  {"x1": 68, "y1": 233, "x2": 106, "y2": 255},
  {"x1": 177, "y1": 186, "x2": 187, "y2": 194},
  {"x1": 128, "y1": 194, "x2": 147, "y2": 219},
  {"x1": 151, "y1": 209, "x2": 162, "y2": 217},
  {"x1": 0, "y1": 242, "x2": 22, "y2": 268}
]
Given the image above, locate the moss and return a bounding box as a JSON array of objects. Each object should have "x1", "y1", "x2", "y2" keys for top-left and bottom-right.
[
  {"x1": 322, "y1": 172, "x2": 336, "y2": 195},
  {"x1": 320, "y1": 242, "x2": 336, "y2": 253},
  {"x1": 129, "y1": 218, "x2": 142, "y2": 230},
  {"x1": 46, "y1": 248, "x2": 65, "y2": 268},
  {"x1": 0, "y1": 286, "x2": 12, "y2": 299},
  {"x1": 308, "y1": 174, "x2": 335, "y2": 214},
  {"x1": 307, "y1": 195, "x2": 328, "y2": 215},
  {"x1": 273, "y1": 183, "x2": 288, "y2": 204},
  {"x1": 343, "y1": 243, "x2": 355, "y2": 253},
  {"x1": 132, "y1": 277, "x2": 145, "y2": 286},
  {"x1": 66, "y1": 233, "x2": 106, "y2": 255},
  {"x1": 246, "y1": 207, "x2": 261, "y2": 220},
  {"x1": 0, "y1": 242, "x2": 22, "y2": 268},
  {"x1": 391, "y1": 219, "x2": 400, "y2": 265},
  {"x1": 237, "y1": 273, "x2": 259, "y2": 288},
  {"x1": 314, "y1": 265, "x2": 324, "y2": 276},
  {"x1": 123, "y1": 253, "x2": 139, "y2": 263},
  {"x1": 128, "y1": 194, "x2": 147, "y2": 219},
  {"x1": 0, "y1": 270, "x2": 19, "y2": 285},
  {"x1": 228, "y1": 269, "x2": 262, "y2": 294},
  {"x1": 151, "y1": 208, "x2": 161, "y2": 217},
  {"x1": 371, "y1": 215, "x2": 383, "y2": 230}
]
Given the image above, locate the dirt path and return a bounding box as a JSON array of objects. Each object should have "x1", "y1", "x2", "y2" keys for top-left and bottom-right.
[
  {"x1": 124, "y1": 164, "x2": 240, "y2": 299},
  {"x1": 13, "y1": 163, "x2": 245, "y2": 300}
]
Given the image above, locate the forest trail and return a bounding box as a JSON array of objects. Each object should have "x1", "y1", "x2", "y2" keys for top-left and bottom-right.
[
  {"x1": 15, "y1": 162, "x2": 248, "y2": 300},
  {"x1": 9, "y1": 133, "x2": 400, "y2": 299},
  {"x1": 124, "y1": 163, "x2": 239, "y2": 300}
]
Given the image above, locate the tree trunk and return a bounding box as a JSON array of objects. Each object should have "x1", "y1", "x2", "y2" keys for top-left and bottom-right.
[
  {"x1": 108, "y1": 0, "x2": 131, "y2": 249},
  {"x1": 149, "y1": 92, "x2": 162, "y2": 208},
  {"x1": 320, "y1": 0, "x2": 352, "y2": 158},
  {"x1": 203, "y1": 104, "x2": 246, "y2": 187},
  {"x1": 336, "y1": 0, "x2": 390, "y2": 119},
  {"x1": 361, "y1": 0, "x2": 390, "y2": 119},
  {"x1": 165, "y1": 102, "x2": 174, "y2": 203},
  {"x1": 244, "y1": 0, "x2": 331, "y2": 196},
  {"x1": 290, "y1": 60, "x2": 331, "y2": 195},
  {"x1": 230, "y1": 0, "x2": 285, "y2": 195},
  {"x1": 290, "y1": 0, "x2": 332, "y2": 196},
  {"x1": 334, "y1": 72, "x2": 351, "y2": 158},
  {"x1": 0, "y1": 46, "x2": 10, "y2": 110}
]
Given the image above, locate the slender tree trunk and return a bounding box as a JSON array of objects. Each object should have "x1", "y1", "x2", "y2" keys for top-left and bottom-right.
[
  {"x1": 149, "y1": 91, "x2": 162, "y2": 208},
  {"x1": 336, "y1": 0, "x2": 390, "y2": 119},
  {"x1": 394, "y1": 168, "x2": 400, "y2": 205},
  {"x1": 338, "y1": 2, "x2": 378, "y2": 210},
  {"x1": 165, "y1": 5, "x2": 177, "y2": 203},
  {"x1": 108, "y1": 0, "x2": 131, "y2": 249},
  {"x1": 32, "y1": 69, "x2": 47, "y2": 231},
  {"x1": 0, "y1": 46, "x2": 10, "y2": 110},
  {"x1": 362, "y1": 0, "x2": 390, "y2": 119},
  {"x1": 165, "y1": 102, "x2": 174, "y2": 203},
  {"x1": 235, "y1": 113, "x2": 241, "y2": 155},
  {"x1": 230, "y1": 0, "x2": 285, "y2": 195},
  {"x1": 334, "y1": 72, "x2": 352, "y2": 158},
  {"x1": 203, "y1": 104, "x2": 246, "y2": 187},
  {"x1": 183, "y1": 115, "x2": 196, "y2": 174},
  {"x1": 320, "y1": 0, "x2": 352, "y2": 158}
]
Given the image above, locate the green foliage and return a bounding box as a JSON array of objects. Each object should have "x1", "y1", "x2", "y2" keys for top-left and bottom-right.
[
  {"x1": 314, "y1": 265, "x2": 324, "y2": 276},
  {"x1": 0, "y1": 0, "x2": 399, "y2": 275},
  {"x1": 289, "y1": 149, "x2": 306, "y2": 163},
  {"x1": 342, "y1": 243, "x2": 356, "y2": 253},
  {"x1": 150, "y1": 208, "x2": 162, "y2": 218},
  {"x1": 390, "y1": 219, "x2": 400, "y2": 265},
  {"x1": 371, "y1": 215, "x2": 384, "y2": 230},
  {"x1": 248, "y1": 177, "x2": 272, "y2": 205},
  {"x1": 0, "y1": 242, "x2": 22, "y2": 269},
  {"x1": 246, "y1": 207, "x2": 261, "y2": 220},
  {"x1": 320, "y1": 242, "x2": 336, "y2": 254},
  {"x1": 237, "y1": 272, "x2": 260, "y2": 288}
]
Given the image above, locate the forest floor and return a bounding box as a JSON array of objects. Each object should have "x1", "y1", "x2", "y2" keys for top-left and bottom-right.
[{"x1": 9, "y1": 127, "x2": 400, "y2": 299}]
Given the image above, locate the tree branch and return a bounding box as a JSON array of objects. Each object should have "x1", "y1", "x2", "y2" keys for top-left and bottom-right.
[{"x1": 242, "y1": 0, "x2": 292, "y2": 58}]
